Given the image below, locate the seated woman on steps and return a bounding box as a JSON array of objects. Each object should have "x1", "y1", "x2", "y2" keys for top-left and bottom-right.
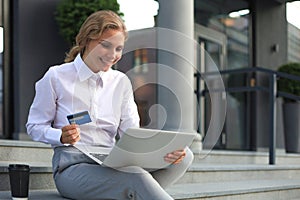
[{"x1": 26, "y1": 10, "x2": 194, "y2": 200}]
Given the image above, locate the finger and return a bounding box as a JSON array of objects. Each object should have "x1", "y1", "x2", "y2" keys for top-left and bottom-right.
[
  {"x1": 171, "y1": 155, "x2": 185, "y2": 164},
  {"x1": 173, "y1": 149, "x2": 186, "y2": 155},
  {"x1": 179, "y1": 151, "x2": 186, "y2": 158},
  {"x1": 165, "y1": 153, "x2": 177, "y2": 159},
  {"x1": 164, "y1": 151, "x2": 186, "y2": 164},
  {"x1": 61, "y1": 127, "x2": 80, "y2": 144},
  {"x1": 173, "y1": 158, "x2": 183, "y2": 164},
  {"x1": 62, "y1": 132, "x2": 80, "y2": 144},
  {"x1": 69, "y1": 134, "x2": 81, "y2": 145},
  {"x1": 166, "y1": 150, "x2": 186, "y2": 159},
  {"x1": 164, "y1": 157, "x2": 176, "y2": 163},
  {"x1": 164, "y1": 156, "x2": 182, "y2": 164},
  {"x1": 164, "y1": 153, "x2": 180, "y2": 163},
  {"x1": 62, "y1": 126, "x2": 80, "y2": 137},
  {"x1": 62, "y1": 131, "x2": 76, "y2": 141},
  {"x1": 62, "y1": 124, "x2": 79, "y2": 132},
  {"x1": 173, "y1": 151, "x2": 186, "y2": 161}
]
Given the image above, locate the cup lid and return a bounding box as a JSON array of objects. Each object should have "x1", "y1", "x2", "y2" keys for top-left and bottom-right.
[{"x1": 8, "y1": 164, "x2": 30, "y2": 170}]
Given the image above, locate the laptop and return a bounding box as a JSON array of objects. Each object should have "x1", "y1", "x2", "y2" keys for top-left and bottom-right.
[{"x1": 75, "y1": 127, "x2": 196, "y2": 169}]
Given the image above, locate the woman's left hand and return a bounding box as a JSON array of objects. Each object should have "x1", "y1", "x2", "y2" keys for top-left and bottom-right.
[{"x1": 164, "y1": 149, "x2": 186, "y2": 164}]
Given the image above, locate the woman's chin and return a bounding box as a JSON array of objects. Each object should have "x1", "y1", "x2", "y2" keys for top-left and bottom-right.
[
  {"x1": 94, "y1": 61, "x2": 111, "y2": 72},
  {"x1": 101, "y1": 65, "x2": 111, "y2": 72}
]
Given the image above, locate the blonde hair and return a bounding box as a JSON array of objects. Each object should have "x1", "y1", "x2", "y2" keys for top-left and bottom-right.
[{"x1": 64, "y1": 10, "x2": 127, "y2": 63}]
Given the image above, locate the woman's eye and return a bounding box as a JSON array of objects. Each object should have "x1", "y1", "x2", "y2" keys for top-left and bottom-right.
[
  {"x1": 99, "y1": 41, "x2": 123, "y2": 52},
  {"x1": 116, "y1": 47, "x2": 123, "y2": 52},
  {"x1": 101, "y1": 42, "x2": 110, "y2": 48}
]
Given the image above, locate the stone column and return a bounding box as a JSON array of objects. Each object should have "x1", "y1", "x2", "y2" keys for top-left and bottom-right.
[{"x1": 156, "y1": 0, "x2": 195, "y2": 132}]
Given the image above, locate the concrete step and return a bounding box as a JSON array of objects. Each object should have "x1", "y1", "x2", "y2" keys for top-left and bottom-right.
[
  {"x1": 2, "y1": 140, "x2": 300, "y2": 199},
  {"x1": 1, "y1": 179, "x2": 300, "y2": 200},
  {"x1": 2, "y1": 139, "x2": 300, "y2": 166},
  {"x1": 0, "y1": 139, "x2": 52, "y2": 164},
  {"x1": 167, "y1": 179, "x2": 300, "y2": 200},
  {"x1": 0, "y1": 162, "x2": 55, "y2": 191},
  {"x1": 0, "y1": 190, "x2": 66, "y2": 200},
  {"x1": 178, "y1": 164, "x2": 300, "y2": 184},
  {"x1": 2, "y1": 162, "x2": 300, "y2": 192},
  {"x1": 196, "y1": 149, "x2": 300, "y2": 165},
  {"x1": 0, "y1": 140, "x2": 55, "y2": 191},
  {"x1": 2, "y1": 140, "x2": 300, "y2": 191}
]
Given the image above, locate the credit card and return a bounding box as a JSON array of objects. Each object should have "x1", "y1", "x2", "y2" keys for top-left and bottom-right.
[{"x1": 67, "y1": 111, "x2": 92, "y2": 125}]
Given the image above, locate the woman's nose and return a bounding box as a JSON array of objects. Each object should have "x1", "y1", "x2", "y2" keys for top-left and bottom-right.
[{"x1": 106, "y1": 49, "x2": 117, "y2": 60}]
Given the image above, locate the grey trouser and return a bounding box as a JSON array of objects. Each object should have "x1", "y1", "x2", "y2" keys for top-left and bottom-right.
[{"x1": 52, "y1": 146, "x2": 194, "y2": 200}]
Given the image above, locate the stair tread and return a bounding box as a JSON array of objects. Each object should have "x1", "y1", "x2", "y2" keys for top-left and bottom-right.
[
  {"x1": 2, "y1": 162, "x2": 300, "y2": 173},
  {"x1": 1, "y1": 180, "x2": 300, "y2": 200},
  {"x1": 0, "y1": 139, "x2": 51, "y2": 148},
  {"x1": 0, "y1": 161, "x2": 52, "y2": 173},
  {"x1": 189, "y1": 163, "x2": 300, "y2": 171},
  {"x1": 167, "y1": 179, "x2": 300, "y2": 199},
  {"x1": 0, "y1": 189, "x2": 66, "y2": 200}
]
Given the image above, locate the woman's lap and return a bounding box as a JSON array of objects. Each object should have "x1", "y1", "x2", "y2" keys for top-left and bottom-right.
[
  {"x1": 52, "y1": 146, "x2": 193, "y2": 200},
  {"x1": 54, "y1": 162, "x2": 173, "y2": 200}
]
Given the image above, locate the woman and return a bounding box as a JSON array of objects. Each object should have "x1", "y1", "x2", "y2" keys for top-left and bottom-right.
[{"x1": 26, "y1": 10, "x2": 193, "y2": 200}]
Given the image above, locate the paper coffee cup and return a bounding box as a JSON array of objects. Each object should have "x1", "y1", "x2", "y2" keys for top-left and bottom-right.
[{"x1": 8, "y1": 164, "x2": 30, "y2": 199}]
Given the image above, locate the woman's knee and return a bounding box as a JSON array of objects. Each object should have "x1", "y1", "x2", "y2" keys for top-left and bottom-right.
[{"x1": 119, "y1": 165, "x2": 149, "y2": 174}]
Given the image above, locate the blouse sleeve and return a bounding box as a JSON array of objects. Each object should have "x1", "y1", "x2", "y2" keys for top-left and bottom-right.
[
  {"x1": 117, "y1": 76, "x2": 140, "y2": 137},
  {"x1": 26, "y1": 67, "x2": 63, "y2": 145}
]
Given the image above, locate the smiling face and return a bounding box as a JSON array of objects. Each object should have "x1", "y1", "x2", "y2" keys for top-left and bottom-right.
[{"x1": 82, "y1": 29, "x2": 125, "y2": 73}]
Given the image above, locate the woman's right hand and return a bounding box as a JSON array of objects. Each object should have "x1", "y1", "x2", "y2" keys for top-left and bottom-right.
[{"x1": 60, "y1": 124, "x2": 81, "y2": 145}]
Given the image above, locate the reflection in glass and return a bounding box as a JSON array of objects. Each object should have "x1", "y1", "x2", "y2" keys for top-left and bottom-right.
[
  {"x1": 0, "y1": 27, "x2": 3, "y2": 137},
  {"x1": 195, "y1": 0, "x2": 250, "y2": 150}
]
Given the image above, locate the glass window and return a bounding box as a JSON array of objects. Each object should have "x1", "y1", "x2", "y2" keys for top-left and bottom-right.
[
  {"x1": 287, "y1": 1, "x2": 300, "y2": 62},
  {"x1": 0, "y1": 20, "x2": 3, "y2": 137},
  {"x1": 195, "y1": 0, "x2": 249, "y2": 69},
  {"x1": 0, "y1": 28, "x2": 2, "y2": 137},
  {"x1": 195, "y1": 0, "x2": 250, "y2": 150}
]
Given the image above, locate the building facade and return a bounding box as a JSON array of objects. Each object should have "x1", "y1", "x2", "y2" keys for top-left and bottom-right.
[{"x1": 0, "y1": 0, "x2": 299, "y2": 154}]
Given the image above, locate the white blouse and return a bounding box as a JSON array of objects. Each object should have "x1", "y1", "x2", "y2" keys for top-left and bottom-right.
[{"x1": 26, "y1": 54, "x2": 140, "y2": 147}]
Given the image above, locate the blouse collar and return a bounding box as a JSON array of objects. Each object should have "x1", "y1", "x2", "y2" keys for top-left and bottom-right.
[{"x1": 73, "y1": 54, "x2": 112, "y2": 84}]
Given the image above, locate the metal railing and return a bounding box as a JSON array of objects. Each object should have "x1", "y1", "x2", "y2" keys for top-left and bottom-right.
[{"x1": 195, "y1": 66, "x2": 300, "y2": 165}]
